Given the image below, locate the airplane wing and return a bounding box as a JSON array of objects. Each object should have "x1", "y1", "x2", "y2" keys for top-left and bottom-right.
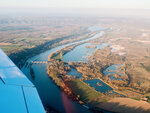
[{"x1": 0, "y1": 48, "x2": 45, "y2": 113}]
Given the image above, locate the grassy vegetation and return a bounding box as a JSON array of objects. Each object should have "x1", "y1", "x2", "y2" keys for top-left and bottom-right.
[
  {"x1": 142, "y1": 65, "x2": 150, "y2": 72},
  {"x1": 67, "y1": 79, "x2": 107, "y2": 102},
  {"x1": 0, "y1": 44, "x2": 25, "y2": 52},
  {"x1": 51, "y1": 53, "x2": 62, "y2": 61},
  {"x1": 131, "y1": 97, "x2": 141, "y2": 101},
  {"x1": 0, "y1": 26, "x2": 32, "y2": 31}
]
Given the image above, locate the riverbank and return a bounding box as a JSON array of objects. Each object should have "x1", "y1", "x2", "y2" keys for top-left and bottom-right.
[
  {"x1": 47, "y1": 35, "x2": 150, "y2": 112},
  {"x1": 9, "y1": 31, "x2": 96, "y2": 68},
  {"x1": 22, "y1": 30, "x2": 108, "y2": 113},
  {"x1": 47, "y1": 48, "x2": 115, "y2": 112},
  {"x1": 47, "y1": 59, "x2": 112, "y2": 112}
]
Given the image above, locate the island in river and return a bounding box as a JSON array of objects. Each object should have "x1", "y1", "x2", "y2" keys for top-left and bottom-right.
[
  {"x1": 47, "y1": 41, "x2": 124, "y2": 112},
  {"x1": 1, "y1": 16, "x2": 150, "y2": 113},
  {"x1": 47, "y1": 24, "x2": 150, "y2": 113},
  {"x1": 22, "y1": 28, "x2": 112, "y2": 113}
]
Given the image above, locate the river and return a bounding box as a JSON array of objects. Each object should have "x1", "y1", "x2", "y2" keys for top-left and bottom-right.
[{"x1": 21, "y1": 28, "x2": 106, "y2": 113}]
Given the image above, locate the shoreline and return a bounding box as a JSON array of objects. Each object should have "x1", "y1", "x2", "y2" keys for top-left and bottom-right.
[
  {"x1": 8, "y1": 31, "x2": 95, "y2": 68},
  {"x1": 48, "y1": 42, "x2": 126, "y2": 96},
  {"x1": 22, "y1": 30, "x2": 108, "y2": 112},
  {"x1": 47, "y1": 64, "x2": 114, "y2": 113}
]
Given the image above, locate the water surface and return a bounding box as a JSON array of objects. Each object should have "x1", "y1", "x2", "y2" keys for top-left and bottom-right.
[
  {"x1": 63, "y1": 43, "x2": 110, "y2": 62},
  {"x1": 103, "y1": 64, "x2": 124, "y2": 80},
  {"x1": 67, "y1": 67, "x2": 82, "y2": 78},
  {"x1": 21, "y1": 28, "x2": 105, "y2": 113},
  {"x1": 84, "y1": 79, "x2": 113, "y2": 93}
]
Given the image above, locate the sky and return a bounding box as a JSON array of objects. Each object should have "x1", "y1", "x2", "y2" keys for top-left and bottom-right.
[
  {"x1": 0, "y1": 0, "x2": 150, "y2": 17},
  {"x1": 0, "y1": 0, "x2": 150, "y2": 9}
]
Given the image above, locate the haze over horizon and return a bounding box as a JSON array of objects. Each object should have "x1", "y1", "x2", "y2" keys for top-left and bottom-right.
[
  {"x1": 1, "y1": 0, "x2": 150, "y2": 9},
  {"x1": 0, "y1": 0, "x2": 150, "y2": 18}
]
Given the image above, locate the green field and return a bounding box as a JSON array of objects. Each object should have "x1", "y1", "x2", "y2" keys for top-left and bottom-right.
[
  {"x1": 0, "y1": 45, "x2": 25, "y2": 52},
  {"x1": 143, "y1": 65, "x2": 150, "y2": 72},
  {"x1": 68, "y1": 79, "x2": 107, "y2": 103},
  {"x1": 51, "y1": 52, "x2": 62, "y2": 61}
]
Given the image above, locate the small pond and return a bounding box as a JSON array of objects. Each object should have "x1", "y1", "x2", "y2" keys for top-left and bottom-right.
[
  {"x1": 84, "y1": 79, "x2": 113, "y2": 93},
  {"x1": 103, "y1": 64, "x2": 125, "y2": 80},
  {"x1": 67, "y1": 67, "x2": 82, "y2": 78}
]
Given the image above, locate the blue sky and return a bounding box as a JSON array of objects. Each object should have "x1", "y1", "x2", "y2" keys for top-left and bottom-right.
[{"x1": 0, "y1": 0, "x2": 150, "y2": 9}]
